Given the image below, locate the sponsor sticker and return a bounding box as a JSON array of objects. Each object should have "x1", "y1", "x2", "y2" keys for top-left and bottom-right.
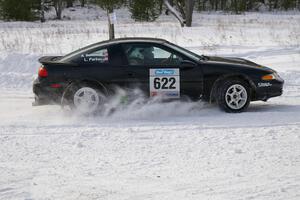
[
  {"x1": 258, "y1": 82, "x2": 272, "y2": 87},
  {"x1": 154, "y1": 69, "x2": 175, "y2": 76}
]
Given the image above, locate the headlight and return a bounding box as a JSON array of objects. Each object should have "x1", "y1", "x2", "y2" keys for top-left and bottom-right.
[{"x1": 261, "y1": 73, "x2": 281, "y2": 81}]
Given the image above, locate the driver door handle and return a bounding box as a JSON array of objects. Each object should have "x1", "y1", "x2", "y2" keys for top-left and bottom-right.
[
  {"x1": 128, "y1": 72, "x2": 134, "y2": 77},
  {"x1": 180, "y1": 65, "x2": 195, "y2": 70}
]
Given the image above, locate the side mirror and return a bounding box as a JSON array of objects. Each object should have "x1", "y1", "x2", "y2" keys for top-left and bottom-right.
[{"x1": 180, "y1": 60, "x2": 197, "y2": 66}]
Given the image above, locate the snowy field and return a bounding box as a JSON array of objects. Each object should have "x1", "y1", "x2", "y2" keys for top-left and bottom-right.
[{"x1": 0, "y1": 12, "x2": 300, "y2": 199}]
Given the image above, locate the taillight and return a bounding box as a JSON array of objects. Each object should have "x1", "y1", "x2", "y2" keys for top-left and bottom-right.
[{"x1": 38, "y1": 66, "x2": 48, "y2": 77}]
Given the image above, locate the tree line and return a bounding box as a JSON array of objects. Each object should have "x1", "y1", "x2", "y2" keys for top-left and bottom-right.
[
  {"x1": 196, "y1": 0, "x2": 300, "y2": 13},
  {"x1": 0, "y1": 0, "x2": 299, "y2": 22}
]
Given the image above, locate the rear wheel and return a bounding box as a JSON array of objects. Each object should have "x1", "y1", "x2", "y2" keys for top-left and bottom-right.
[
  {"x1": 63, "y1": 83, "x2": 106, "y2": 114},
  {"x1": 217, "y1": 79, "x2": 251, "y2": 113}
]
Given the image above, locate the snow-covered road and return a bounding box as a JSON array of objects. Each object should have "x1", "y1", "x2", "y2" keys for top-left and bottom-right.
[
  {"x1": 0, "y1": 91, "x2": 300, "y2": 200},
  {"x1": 1, "y1": 14, "x2": 300, "y2": 199}
]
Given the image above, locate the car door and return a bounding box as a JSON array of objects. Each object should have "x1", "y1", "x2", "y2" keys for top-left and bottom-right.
[{"x1": 121, "y1": 42, "x2": 203, "y2": 99}]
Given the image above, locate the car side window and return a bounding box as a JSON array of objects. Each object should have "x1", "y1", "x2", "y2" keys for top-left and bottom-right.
[
  {"x1": 77, "y1": 48, "x2": 109, "y2": 64},
  {"x1": 123, "y1": 44, "x2": 183, "y2": 66}
]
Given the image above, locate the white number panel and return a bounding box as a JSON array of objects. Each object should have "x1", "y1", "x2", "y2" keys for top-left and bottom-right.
[{"x1": 149, "y1": 68, "x2": 180, "y2": 98}]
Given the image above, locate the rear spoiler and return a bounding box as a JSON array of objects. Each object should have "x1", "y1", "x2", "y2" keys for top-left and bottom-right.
[
  {"x1": 38, "y1": 56, "x2": 62, "y2": 64},
  {"x1": 39, "y1": 56, "x2": 79, "y2": 67}
]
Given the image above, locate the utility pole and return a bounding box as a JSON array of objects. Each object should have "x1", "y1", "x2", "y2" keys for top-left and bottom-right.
[{"x1": 108, "y1": 10, "x2": 116, "y2": 40}]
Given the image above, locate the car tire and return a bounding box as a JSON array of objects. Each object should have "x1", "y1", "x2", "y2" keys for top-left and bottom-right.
[
  {"x1": 63, "y1": 83, "x2": 106, "y2": 114},
  {"x1": 217, "y1": 79, "x2": 251, "y2": 113}
]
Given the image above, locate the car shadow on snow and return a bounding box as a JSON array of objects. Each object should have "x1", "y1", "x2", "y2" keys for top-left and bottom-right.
[{"x1": 247, "y1": 103, "x2": 300, "y2": 113}]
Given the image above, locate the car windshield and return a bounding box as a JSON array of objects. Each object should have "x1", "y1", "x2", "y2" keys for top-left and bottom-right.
[{"x1": 165, "y1": 42, "x2": 205, "y2": 61}]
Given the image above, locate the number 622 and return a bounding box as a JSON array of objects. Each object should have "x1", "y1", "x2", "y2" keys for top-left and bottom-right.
[{"x1": 153, "y1": 77, "x2": 176, "y2": 89}]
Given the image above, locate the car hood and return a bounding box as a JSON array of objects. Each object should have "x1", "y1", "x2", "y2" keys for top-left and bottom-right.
[{"x1": 206, "y1": 56, "x2": 273, "y2": 71}]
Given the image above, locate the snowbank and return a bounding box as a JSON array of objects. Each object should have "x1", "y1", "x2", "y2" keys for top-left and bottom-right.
[{"x1": 0, "y1": 14, "x2": 299, "y2": 55}]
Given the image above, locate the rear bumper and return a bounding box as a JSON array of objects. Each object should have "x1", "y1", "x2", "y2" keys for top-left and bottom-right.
[
  {"x1": 32, "y1": 95, "x2": 49, "y2": 106},
  {"x1": 32, "y1": 78, "x2": 63, "y2": 106}
]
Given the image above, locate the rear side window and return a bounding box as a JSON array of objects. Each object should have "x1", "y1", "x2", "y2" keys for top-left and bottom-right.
[
  {"x1": 68, "y1": 47, "x2": 109, "y2": 64},
  {"x1": 80, "y1": 48, "x2": 109, "y2": 64}
]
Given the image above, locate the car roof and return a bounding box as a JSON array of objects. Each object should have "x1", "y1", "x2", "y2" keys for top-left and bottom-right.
[
  {"x1": 94, "y1": 37, "x2": 168, "y2": 47},
  {"x1": 112, "y1": 37, "x2": 167, "y2": 43}
]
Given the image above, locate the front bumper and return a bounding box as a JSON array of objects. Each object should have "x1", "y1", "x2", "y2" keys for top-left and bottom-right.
[{"x1": 254, "y1": 79, "x2": 284, "y2": 101}]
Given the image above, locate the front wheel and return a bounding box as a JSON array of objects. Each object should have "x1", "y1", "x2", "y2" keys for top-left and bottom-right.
[{"x1": 217, "y1": 79, "x2": 251, "y2": 113}]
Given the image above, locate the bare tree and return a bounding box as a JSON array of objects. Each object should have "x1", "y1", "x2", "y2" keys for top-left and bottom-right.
[
  {"x1": 233, "y1": 0, "x2": 238, "y2": 14},
  {"x1": 80, "y1": 0, "x2": 86, "y2": 7},
  {"x1": 185, "y1": 0, "x2": 195, "y2": 26},
  {"x1": 53, "y1": 0, "x2": 63, "y2": 19},
  {"x1": 175, "y1": 0, "x2": 186, "y2": 20},
  {"x1": 40, "y1": 0, "x2": 46, "y2": 22},
  {"x1": 196, "y1": 0, "x2": 208, "y2": 11},
  {"x1": 221, "y1": 0, "x2": 226, "y2": 10},
  {"x1": 164, "y1": 0, "x2": 195, "y2": 27},
  {"x1": 164, "y1": 0, "x2": 185, "y2": 26}
]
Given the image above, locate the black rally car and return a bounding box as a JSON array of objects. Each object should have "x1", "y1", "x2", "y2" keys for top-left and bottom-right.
[{"x1": 33, "y1": 38, "x2": 284, "y2": 113}]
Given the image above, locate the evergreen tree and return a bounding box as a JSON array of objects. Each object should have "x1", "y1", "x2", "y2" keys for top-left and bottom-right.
[
  {"x1": 1, "y1": 0, "x2": 300, "y2": 22},
  {"x1": 0, "y1": 1, "x2": 3, "y2": 19},
  {"x1": 53, "y1": 0, "x2": 63, "y2": 19},
  {"x1": 66, "y1": 0, "x2": 74, "y2": 8},
  {"x1": 129, "y1": 0, "x2": 161, "y2": 22},
  {"x1": 0, "y1": 0, "x2": 40, "y2": 21},
  {"x1": 185, "y1": 0, "x2": 195, "y2": 26},
  {"x1": 281, "y1": 0, "x2": 297, "y2": 10},
  {"x1": 80, "y1": 0, "x2": 86, "y2": 7},
  {"x1": 93, "y1": 0, "x2": 124, "y2": 12}
]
